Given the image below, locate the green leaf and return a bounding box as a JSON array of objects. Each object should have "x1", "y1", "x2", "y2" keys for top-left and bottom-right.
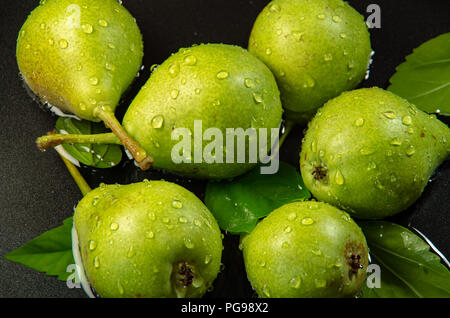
[
  {"x1": 56, "y1": 117, "x2": 123, "y2": 168},
  {"x1": 4, "y1": 217, "x2": 74, "y2": 281},
  {"x1": 388, "y1": 32, "x2": 450, "y2": 115},
  {"x1": 359, "y1": 221, "x2": 450, "y2": 298},
  {"x1": 205, "y1": 162, "x2": 311, "y2": 234}
]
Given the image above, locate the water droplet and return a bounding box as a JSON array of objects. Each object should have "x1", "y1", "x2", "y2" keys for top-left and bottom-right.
[
  {"x1": 402, "y1": 116, "x2": 412, "y2": 126},
  {"x1": 204, "y1": 255, "x2": 212, "y2": 265},
  {"x1": 311, "y1": 249, "x2": 322, "y2": 256},
  {"x1": 108, "y1": 42, "x2": 115, "y2": 49},
  {"x1": 311, "y1": 140, "x2": 317, "y2": 153},
  {"x1": 244, "y1": 78, "x2": 254, "y2": 88},
  {"x1": 172, "y1": 200, "x2": 183, "y2": 209},
  {"x1": 332, "y1": 16, "x2": 342, "y2": 22},
  {"x1": 217, "y1": 71, "x2": 229, "y2": 79},
  {"x1": 89, "y1": 77, "x2": 99, "y2": 85},
  {"x1": 324, "y1": 53, "x2": 333, "y2": 61},
  {"x1": 89, "y1": 240, "x2": 96, "y2": 251},
  {"x1": 148, "y1": 212, "x2": 156, "y2": 220},
  {"x1": 178, "y1": 216, "x2": 187, "y2": 223},
  {"x1": 341, "y1": 214, "x2": 352, "y2": 222},
  {"x1": 290, "y1": 277, "x2": 301, "y2": 289},
  {"x1": 383, "y1": 112, "x2": 396, "y2": 119},
  {"x1": 265, "y1": 48, "x2": 272, "y2": 55},
  {"x1": 127, "y1": 246, "x2": 135, "y2": 258},
  {"x1": 315, "y1": 279, "x2": 326, "y2": 288},
  {"x1": 94, "y1": 256, "x2": 100, "y2": 268},
  {"x1": 82, "y1": 24, "x2": 93, "y2": 34},
  {"x1": 302, "y1": 217, "x2": 314, "y2": 225},
  {"x1": 162, "y1": 217, "x2": 170, "y2": 224},
  {"x1": 354, "y1": 118, "x2": 364, "y2": 127},
  {"x1": 292, "y1": 31, "x2": 304, "y2": 41},
  {"x1": 252, "y1": 92, "x2": 263, "y2": 104},
  {"x1": 259, "y1": 260, "x2": 266, "y2": 267},
  {"x1": 58, "y1": 39, "x2": 68, "y2": 49},
  {"x1": 117, "y1": 281, "x2": 124, "y2": 295},
  {"x1": 194, "y1": 88, "x2": 201, "y2": 95},
  {"x1": 40, "y1": 23, "x2": 46, "y2": 30},
  {"x1": 48, "y1": 38, "x2": 54, "y2": 46},
  {"x1": 284, "y1": 226, "x2": 292, "y2": 233},
  {"x1": 110, "y1": 223, "x2": 119, "y2": 231},
  {"x1": 407, "y1": 127, "x2": 414, "y2": 134},
  {"x1": 262, "y1": 285, "x2": 271, "y2": 297},
  {"x1": 375, "y1": 179, "x2": 384, "y2": 190},
  {"x1": 151, "y1": 115, "x2": 164, "y2": 129},
  {"x1": 269, "y1": 3, "x2": 281, "y2": 13},
  {"x1": 184, "y1": 55, "x2": 197, "y2": 66},
  {"x1": 212, "y1": 99, "x2": 221, "y2": 106},
  {"x1": 317, "y1": 14, "x2": 325, "y2": 20},
  {"x1": 168, "y1": 64, "x2": 179, "y2": 77},
  {"x1": 368, "y1": 162, "x2": 377, "y2": 170},
  {"x1": 406, "y1": 145, "x2": 415, "y2": 156},
  {"x1": 105, "y1": 63, "x2": 115, "y2": 71},
  {"x1": 281, "y1": 241, "x2": 290, "y2": 249},
  {"x1": 194, "y1": 219, "x2": 202, "y2": 227},
  {"x1": 184, "y1": 237, "x2": 195, "y2": 249},
  {"x1": 340, "y1": 33, "x2": 347, "y2": 39},
  {"x1": 170, "y1": 89, "x2": 179, "y2": 99},
  {"x1": 390, "y1": 174, "x2": 397, "y2": 183},
  {"x1": 146, "y1": 231, "x2": 155, "y2": 239},
  {"x1": 335, "y1": 170, "x2": 345, "y2": 185},
  {"x1": 288, "y1": 212, "x2": 297, "y2": 221},
  {"x1": 303, "y1": 76, "x2": 315, "y2": 88},
  {"x1": 390, "y1": 138, "x2": 402, "y2": 147},
  {"x1": 98, "y1": 19, "x2": 108, "y2": 27},
  {"x1": 348, "y1": 60, "x2": 355, "y2": 69}
]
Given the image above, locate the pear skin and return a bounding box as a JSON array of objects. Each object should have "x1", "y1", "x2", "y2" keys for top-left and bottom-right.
[
  {"x1": 300, "y1": 87, "x2": 450, "y2": 219},
  {"x1": 17, "y1": 0, "x2": 143, "y2": 121},
  {"x1": 18, "y1": 0, "x2": 152, "y2": 169},
  {"x1": 122, "y1": 43, "x2": 283, "y2": 178},
  {"x1": 74, "y1": 181, "x2": 223, "y2": 298},
  {"x1": 249, "y1": 0, "x2": 372, "y2": 123},
  {"x1": 242, "y1": 201, "x2": 368, "y2": 298}
]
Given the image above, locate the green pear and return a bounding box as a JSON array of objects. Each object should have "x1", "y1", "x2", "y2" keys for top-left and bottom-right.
[
  {"x1": 248, "y1": 0, "x2": 372, "y2": 124},
  {"x1": 242, "y1": 201, "x2": 368, "y2": 298},
  {"x1": 74, "y1": 180, "x2": 223, "y2": 298},
  {"x1": 300, "y1": 87, "x2": 450, "y2": 219},
  {"x1": 38, "y1": 43, "x2": 284, "y2": 179},
  {"x1": 17, "y1": 0, "x2": 152, "y2": 169}
]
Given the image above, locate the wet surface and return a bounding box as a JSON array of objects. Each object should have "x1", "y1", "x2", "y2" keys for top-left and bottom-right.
[{"x1": 0, "y1": 0, "x2": 448, "y2": 297}]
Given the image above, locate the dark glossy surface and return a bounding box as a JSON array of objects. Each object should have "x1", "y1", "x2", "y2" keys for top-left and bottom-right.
[{"x1": 0, "y1": 0, "x2": 448, "y2": 298}]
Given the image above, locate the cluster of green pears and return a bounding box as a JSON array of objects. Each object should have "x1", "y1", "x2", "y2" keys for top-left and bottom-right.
[{"x1": 17, "y1": 0, "x2": 449, "y2": 298}]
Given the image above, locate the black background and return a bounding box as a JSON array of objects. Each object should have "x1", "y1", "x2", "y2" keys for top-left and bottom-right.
[{"x1": 0, "y1": 0, "x2": 449, "y2": 298}]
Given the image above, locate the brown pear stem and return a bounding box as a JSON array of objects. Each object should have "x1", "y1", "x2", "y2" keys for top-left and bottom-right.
[
  {"x1": 37, "y1": 132, "x2": 121, "y2": 151},
  {"x1": 94, "y1": 108, "x2": 154, "y2": 171},
  {"x1": 57, "y1": 151, "x2": 92, "y2": 197}
]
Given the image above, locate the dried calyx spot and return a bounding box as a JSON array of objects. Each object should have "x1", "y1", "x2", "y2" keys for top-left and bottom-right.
[
  {"x1": 312, "y1": 165, "x2": 327, "y2": 181},
  {"x1": 176, "y1": 261, "x2": 194, "y2": 287},
  {"x1": 348, "y1": 253, "x2": 363, "y2": 279}
]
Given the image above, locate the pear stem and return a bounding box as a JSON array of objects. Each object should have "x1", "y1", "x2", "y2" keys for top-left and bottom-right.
[
  {"x1": 58, "y1": 152, "x2": 92, "y2": 196},
  {"x1": 94, "y1": 108, "x2": 154, "y2": 171},
  {"x1": 37, "y1": 132, "x2": 121, "y2": 150}
]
